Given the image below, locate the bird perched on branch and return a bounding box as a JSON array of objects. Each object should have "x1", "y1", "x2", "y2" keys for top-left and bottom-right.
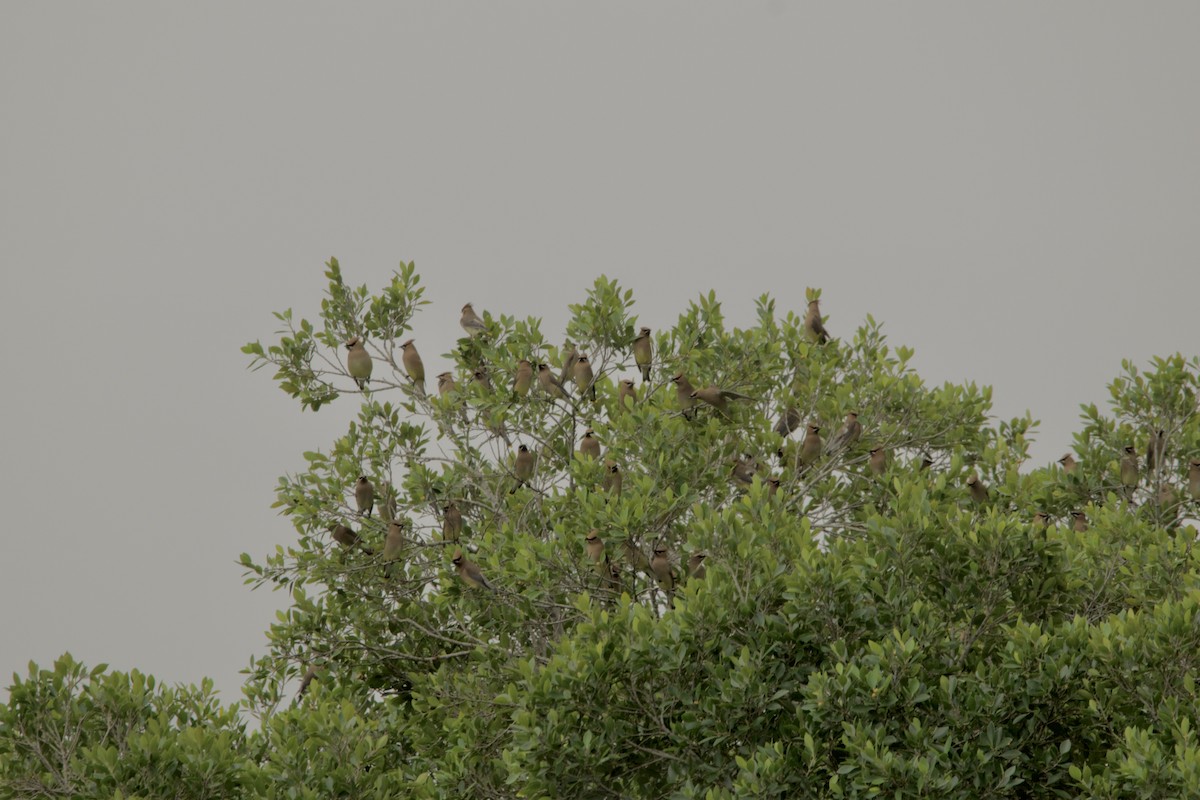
[
  {"x1": 632, "y1": 327, "x2": 653, "y2": 383},
  {"x1": 345, "y1": 337, "x2": 372, "y2": 389},
  {"x1": 400, "y1": 339, "x2": 425, "y2": 395},
  {"x1": 453, "y1": 550, "x2": 495, "y2": 590},
  {"x1": 805, "y1": 299, "x2": 830, "y2": 344},
  {"x1": 460, "y1": 303, "x2": 487, "y2": 337}
]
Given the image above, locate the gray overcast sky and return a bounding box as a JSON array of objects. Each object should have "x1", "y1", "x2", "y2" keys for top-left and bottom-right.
[{"x1": 2, "y1": 3, "x2": 1198, "y2": 703}]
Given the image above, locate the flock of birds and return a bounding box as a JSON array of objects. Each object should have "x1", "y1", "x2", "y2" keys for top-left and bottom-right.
[{"x1": 324, "y1": 299, "x2": 1200, "y2": 606}]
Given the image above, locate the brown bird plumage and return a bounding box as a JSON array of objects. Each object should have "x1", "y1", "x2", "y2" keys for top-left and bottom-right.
[
  {"x1": 650, "y1": 544, "x2": 679, "y2": 607},
  {"x1": 473, "y1": 368, "x2": 493, "y2": 392},
  {"x1": 805, "y1": 299, "x2": 830, "y2": 344},
  {"x1": 1119, "y1": 445, "x2": 1139, "y2": 491},
  {"x1": 730, "y1": 456, "x2": 759, "y2": 486},
  {"x1": 437, "y1": 371, "x2": 457, "y2": 396},
  {"x1": 512, "y1": 359, "x2": 533, "y2": 398},
  {"x1": 578, "y1": 429, "x2": 601, "y2": 460},
  {"x1": 1058, "y1": 453, "x2": 1077, "y2": 474},
  {"x1": 537, "y1": 363, "x2": 569, "y2": 399},
  {"x1": 691, "y1": 385, "x2": 752, "y2": 415},
  {"x1": 774, "y1": 406, "x2": 802, "y2": 437},
  {"x1": 354, "y1": 476, "x2": 374, "y2": 517},
  {"x1": 513, "y1": 444, "x2": 535, "y2": 491},
  {"x1": 400, "y1": 339, "x2": 425, "y2": 395},
  {"x1": 632, "y1": 327, "x2": 653, "y2": 383},
  {"x1": 868, "y1": 447, "x2": 889, "y2": 476},
  {"x1": 573, "y1": 354, "x2": 596, "y2": 400},
  {"x1": 966, "y1": 474, "x2": 988, "y2": 504},
  {"x1": 1189, "y1": 459, "x2": 1200, "y2": 501},
  {"x1": 618, "y1": 379, "x2": 637, "y2": 413},
  {"x1": 688, "y1": 552, "x2": 708, "y2": 581},
  {"x1": 1146, "y1": 429, "x2": 1165, "y2": 474},
  {"x1": 345, "y1": 336, "x2": 373, "y2": 389},
  {"x1": 559, "y1": 343, "x2": 580, "y2": 387},
  {"x1": 382, "y1": 518, "x2": 407, "y2": 561},
  {"x1": 330, "y1": 523, "x2": 371, "y2": 553},
  {"x1": 452, "y1": 549, "x2": 494, "y2": 590},
  {"x1": 826, "y1": 412, "x2": 862, "y2": 455},
  {"x1": 798, "y1": 423, "x2": 823, "y2": 470},
  {"x1": 460, "y1": 303, "x2": 487, "y2": 337},
  {"x1": 442, "y1": 503, "x2": 462, "y2": 543},
  {"x1": 671, "y1": 373, "x2": 697, "y2": 419},
  {"x1": 1071, "y1": 510, "x2": 1088, "y2": 532},
  {"x1": 1032, "y1": 512, "x2": 1050, "y2": 529},
  {"x1": 603, "y1": 461, "x2": 623, "y2": 497}
]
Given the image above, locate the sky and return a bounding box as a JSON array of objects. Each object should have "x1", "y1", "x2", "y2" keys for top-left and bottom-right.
[{"x1": 2, "y1": 2, "x2": 1198, "y2": 704}]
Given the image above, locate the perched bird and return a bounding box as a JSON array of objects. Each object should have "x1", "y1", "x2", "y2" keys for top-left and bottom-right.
[
  {"x1": 826, "y1": 412, "x2": 862, "y2": 455},
  {"x1": 1070, "y1": 510, "x2": 1088, "y2": 532},
  {"x1": 868, "y1": 447, "x2": 889, "y2": 476},
  {"x1": 1031, "y1": 512, "x2": 1050, "y2": 529},
  {"x1": 1119, "y1": 445, "x2": 1139, "y2": 492},
  {"x1": 354, "y1": 476, "x2": 374, "y2": 517},
  {"x1": 671, "y1": 373, "x2": 697, "y2": 419},
  {"x1": 452, "y1": 550, "x2": 495, "y2": 590},
  {"x1": 512, "y1": 359, "x2": 534, "y2": 398},
  {"x1": 1189, "y1": 460, "x2": 1200, "y2": 501},
  {"x1": 603, "y1": 461, "x2": 623, "y2": 497},
  {"x1": 1156, "y1": 484, "x2": 1177, "y2": 509},
  {"x1": 691, "y1": 385, "x2": 753, "y2": 415},
  {"x1": 513, "y1": 444, "x2": 535, "y2": 491},
  {"x1": 618, "y1": 379, "x2": 637, "y2": 413},
  {"x1": 966, "y1": 474, "x2": 988, "y2": 504},
  {"x1": 442, "y1": 503, "x2": 462, "y2": 544},
  {"x1": 632, "y1": 327, "x2": 653, "y2": 383},
  {"x1": 378, "y1": 488, "x2": 398, "y2": 523},
  {"x1": 382, "y1": 519, "x2": 407, "y2": 561},
  {"x1": 1146, "y1": 429, "x2": 1165, "y2": 474},
  {"x1": 559, "y1": 343, "x2": 580, "y2": 387},
  {"x1": 578, "y1": 429, "x2": 601, "y2": 460},
  {"x1": 798, "y1": 423, "x2": 823, "y2": 470},
  {"x1": 585, "y1": 530, "x2": 610, "y2": 580},
  {"x1": 460, "y1": 303, "x2": 487, "y2": 337},
  {"x1": 329, "y1": 523, "x2": 371, "y2": 553},
  {"x1": 1058, "y1": 453, "x2": 1077, "y2": 474},
  {"x1": 918, "y1": 455, "x2": 934, "y2": 472},
  {"x1": 296, "y1": 665, "x2": 322, "y2": 699},
  {"x1": 766, "y1": 477, "x2": 782, "y2": 497},
  {"x1": 345, "y1": 337, "x2": 373, "y2": 389},
  {"x1": 472, "y1": 368, "x2": 493, "y2": 392},
  {"x1": 573, "y1": 354, "x2": 596, "y2": 400},
  {"x1": 688, "y1": 552, "x2": 708, "y2": 581},
  {"x1": 774, "y1": 406, "x2": 802, "y2": 437},
  {"x1": 804, "y1": 299, "x2": 830, "y2": 344},
  {"x1": 537, "y1": 364, "x2": 569, "y2": 399},
  {"x1": 730, "y1": 456, "x2": 759, "y2": 486},
  {"x1": 650, "y1": 544, "x2": 679, "y2": 606},
  {"x1": 437, "y1": 371, "x2": 457, "y2": 396},
  {"x1": 400, "y1": 339, "x2": 425, "y2": 395}
]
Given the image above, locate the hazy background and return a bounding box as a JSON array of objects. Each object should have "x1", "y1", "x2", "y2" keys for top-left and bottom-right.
[{"x1": 2, "y1": 2, "x2": 1198, "y2": 703}]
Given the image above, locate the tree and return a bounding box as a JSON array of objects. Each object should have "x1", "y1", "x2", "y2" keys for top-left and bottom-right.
[{"x1": 5, "y1": 260, "x2": 1200, "y2": 798}]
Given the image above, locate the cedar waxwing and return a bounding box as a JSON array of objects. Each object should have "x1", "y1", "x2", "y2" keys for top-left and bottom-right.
[
  {"x1": 383, "y1": 518, "x2": 407, "y2": 561},
  {"x1": 578, "y1": 429, "x2": 601, "y2": 460},
  {"x1": 618, "y1": 379, "x2": 637, "y2": 412},
  {"x1": 799, "y1": 424, "x2": 823, "y2": 470},
  {"x1": 585, "y1": 530, "x2": 610, "y2": 580},
  {"x1": 805, "y1": 299, "x2": 830, "y2": 344},
  {"x1": 1156, "y1": 484, "x2": 1177, "y2": 509},
  {"x1": 473, "y1": 368, "x2": 493, "y2": 392},
  {"x1": 400, "y1": 339, "x2": 425, "y2": 395},
  {"x1": 603, "y1": 461, "x2": 623, "y2": 497},
  {"x1": 1120, "y1": 445, "x2": 1139, "y2": 491},
  {"x1": 512, "y1": 444, "x2": 535, "y2": 491},
  {"x1": 573, "y1": 354, "x2": 596, "y2": 400},
  {"x1": 966, "y1": 474, "x2": 988, "y2": 504},
  {"x1": 774, "y1": 406, "x2": 802, "y2": 437},
  {"x1": 1032, "y1": 512, "x2": 1050, "y2": 529},
  {"x1": 1071, "y1": 510, "x2": 1088, "y2": 532},
  {"x1": 559, "y1": 343, "x2": 580, "y2": 386},
  {"x1": 868, "y1": 447, "x2": 889, "y2": 476},
  {"x1": 379, "y1": 488, "x2": 398, "y2": 523},
  {"x1": 766, "y1": 477, "x2": 781, "y2": 497},
  {"x1": 1058, "y1": 453, "x2": 1077, "y2": 474},
  {"x1": 826, "y1": 412, "x2": 862, "y2": 455},
  {"x1": 622, "y1": 538, "x2": 652, "y2": 574},
  {"x1": 296, "y1": 665, "x2": 322, "y2": 698},
  {"x1": 1189, "y1": 460, "x2": 1200, "y2": 501},
  {"x1": 452, "y1": 550, "x2": 495, "y2": 590},
  {"x1": 1146, "y1": 429, "x2": 1165, "y2": 473},
  {"x1": 687, "y1": 552, "x2": 707, "y2": 581},
  {"x1": 460, "y1": 303, "x2": 487, "y2": 337},
  {"x1": 437, "y1": 371, "x2": 457, "y2": 396},
  {"x1": 691, "y1": 385, "x2": 753, "y2": 415},
  {"x1": 354, "y1": 476, "x2": 375, "y2": 517},
  {"x1": 918, "y1": 455, "x2": 934, "y2": 472},
  {"x1": 512, "y1": 359, "x2": 533, "y2": 398},
  {"x1": 731, "y1": 457, "x2": 759, "y2": 486},
  {"x1": 345, "y1": 337, "x2": 373, "y2": 389},
  {"x1": 650, "y1": 544, "x2": 678, "y2": 607},
  {"x1": 632, "y1": 327, "x2": 653, "y2": 383},
  {"x1": 442, "y1": 503, "x2": 462, "y2": 543},
  {"x1": 330, "y1": 523, "x2": 371, "y2": 553},
  {"x1": 537, "y1": 364, "x2": 569, "y2": 399},
  {"x1": 671, "y1": 373, "x2": 697, "y2": 419}
]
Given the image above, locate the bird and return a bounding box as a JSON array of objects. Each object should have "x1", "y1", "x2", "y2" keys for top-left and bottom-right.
[
  {"x1": 559, "y1": 343, "x2": 580, "y2": 387},
  {"x1": 1058, "y1": 453, "x2": 1077, "y2": 474},
  {"x1": 798, "y1": 424, "x2": 823, "y2": 470},
  {"x1": 513, "y1": 444, "x2": 535, "y2": 491},
  {"x1": 650, "y1": 544, "x2": 679, "y2": 606},
  {"x1": 1031, "y1": 512, "x2": 1050, "y2": 529},
  {"x1": 442, "y1": 503, "x2": 462, "y2": 544},
  {"x1": 1119, "y1": 445, "x2": 1139, "y2": 493},
  {"x1": 730, "y1": 457, "x2": 759, "y2": 486},
  {"x1": 345, "y1": 337, "x2": 373, "y2": 389},
  {"x1": 632, "y1": 327, "x2": 653, "y2": 383},
  {"x1": 774, "y1": 406, "x2": 802, "y2": 437},
  {"x1": 687, "y1": 552, "x2": 708, "y2": 581},
  {"x1": 472, "y1": 368, "x2": 493, "y2": 392},
  {"x1": 1070, "y1": 510, "x2": 1088, "y2": 532},
  {"x1": 766, "y1": 477, "x2": 781, "y2": 497},
  {"x1": 618, "y1": 379, "x2": 637, "y2": 413},
  {"x1": 453, "y1": 550, "x2": 495, "y2": 590},
  {"x1": 691, "y1": 385, "x2": 753, "y2": 415},
  {"x1": 868, "y1": 447, "x2": 889, "y2": 476},
  {"x1": 826, "y1": 412, "x2": 862, "y2": 455},
  {"x1": 329, "y1": 523, "x2": 371, "y2": 553},
  {"x1": 296, "y1": 665, "x2": 322, "y2": 698},
  {"x1": 603, "y1": 461, "x2": 623, "y2": 497},
  {"x1": 354, "y1": 476, "x2": 374, "y2": 517},
  {"x1": 460, "y1": 303, "x2": 487, "y2": 337},
  {"x1": 437, "y1": 372, "x2": 457, "y2": 396},
  {"x1": 573, "y1": 354, "x2": 596, "y2": 400},
  {"x1": 1189, "y1": 460, "x2": 1200, "y2": 501},
  {"x1": 966, "y1": 474, "x2": 988, "y2": 504},
  {"x1": 804, "y1": 299, "x2": 830, "y2": 344},
  {"x1": 512, "y1": 359, "x2": 533, "y2": 398},
  {"x1": 585, "y1": 530, "x2": 610, "y2": 580},
  {"x1": 1146, "y1": 429, "x2": 1165, "y2": 474},
  {"x1": 671, "y1": 373, "x2": 697, "y2": 419},
  {"x1": 382, "y1": 518, "x2": 407, "y2": 561},
  {"x1": 399, "y1": 339, "x2": 425, "y2": 395},
  {"x1": 537, "y1": 364, "x2": 569, "y2": 399},
  {"x1": 578, "y1": 429, "x2": 601, "y2": 460},
  {"x1": 918, "y1": 455, "x2": 934, "y2": 472}
]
